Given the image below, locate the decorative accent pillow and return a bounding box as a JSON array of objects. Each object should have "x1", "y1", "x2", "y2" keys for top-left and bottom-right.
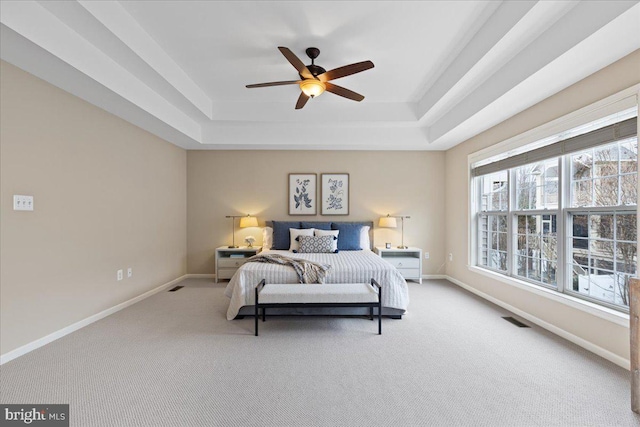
[
  {"x1": 360, "y1": 226, "x2": 371, "y2": 251},
  {"x1": 314, "y1": 229, "x2": 339, "y2": 252},
  {"x1": 289, "y1": 228, "x2": 314, "y2": 252},
  {"x1": 262, "y1": 227, "x2": 273, "y2": 250},
  {"x1": 271, "y1": 221, "x2": 301, "y2": 250},
  {"x1": 331, "y1": 223, "x2": 366, "y2": 251},
  {"x1": 298, "y1": 235, "x2": 336, "y2": 253}
]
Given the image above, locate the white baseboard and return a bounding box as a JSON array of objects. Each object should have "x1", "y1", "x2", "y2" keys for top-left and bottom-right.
[
  {"x1": 422, "y1": 274, "x2": 446, "y2": 280},
  {"x1": 186, "y1": 274, "x2": 215, "y2": 279},
  {"x1": 0, "y1": 275, "x2": 187, "y2": 365},
  {"x1": 445, "y1": 275, "x2": 630, "y2": 370}
]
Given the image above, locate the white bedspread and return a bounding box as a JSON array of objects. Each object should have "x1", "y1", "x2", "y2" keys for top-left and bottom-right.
[{"x1": 224, "y1": 250, "x2": 410, "y2": 320}]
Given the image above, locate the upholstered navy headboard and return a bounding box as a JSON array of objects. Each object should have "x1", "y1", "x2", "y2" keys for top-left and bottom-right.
[{"x1": 265, "y1": 220, "x2": 375, "y2": 250}]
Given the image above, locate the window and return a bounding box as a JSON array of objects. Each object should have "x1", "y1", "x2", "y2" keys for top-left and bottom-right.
[
  {"x1": 516, "y1": 213, "x2": 557, "y2": 286},
  {"x1": 478, "y1": 171, "x2": 508, "y2": 272},
  {"x1": 515, "y1": 159, "x2": 558, "y2": 210},
  {"x1": 569, "y1": 213, "x2": 636, "y2": 306},
  {"x1": 568, "y1": 138, "x2": 638, "y2": 308},
  {"x1": 472, "y1": 107, "x2": 637, "y2": 312}
]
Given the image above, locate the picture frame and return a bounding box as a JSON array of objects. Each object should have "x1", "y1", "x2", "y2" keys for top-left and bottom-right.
[
  {"x1": 288, "y1": 173, "x2": 317, "y2": 215},
  {"x1": 321, "y1": 173, "x2": 349, "y2": 215}
]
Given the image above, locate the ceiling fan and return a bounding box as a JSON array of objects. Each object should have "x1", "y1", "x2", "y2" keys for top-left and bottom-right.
[{"x1": 246, "y1": 47, "x2": 374, "y2": 110}]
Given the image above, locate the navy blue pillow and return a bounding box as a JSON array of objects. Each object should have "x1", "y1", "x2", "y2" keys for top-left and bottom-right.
[
  {"x1": 331, "y1": 223, "x2": 364, "y2": 251},
  {"x1": 301, "y1": 221, "x2": 332, "y2": 230},
  {"x1": 271, "y1": 221, "x2": 301, "y2": 250}
]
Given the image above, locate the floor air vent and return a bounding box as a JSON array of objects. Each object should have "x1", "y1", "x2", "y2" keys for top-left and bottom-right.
[
  {"x1": 168, "y1": 286, "x2": 184, "y2": 292},
  {"x1": 502, "y1": 316, "x2": 530, "y2": 328}
]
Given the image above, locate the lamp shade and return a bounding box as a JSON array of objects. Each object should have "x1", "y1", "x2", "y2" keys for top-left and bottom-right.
[
  {"x1": 379, "y1": 215, "x2": 397, "y2": 228},
  {"x1": 239, "y1": 216, "x2": 258, "y2": 228}
]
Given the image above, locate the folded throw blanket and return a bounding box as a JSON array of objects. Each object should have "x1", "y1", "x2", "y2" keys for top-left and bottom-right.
[{"x1": 245, "y1": 253, "x2": 331, "y2": 284}]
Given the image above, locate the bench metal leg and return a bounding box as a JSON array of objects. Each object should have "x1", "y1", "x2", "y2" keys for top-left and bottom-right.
[
  {"x1": 378, "y1": 297, "x2": 382, "y2": 335},
  {"x1": 254, "y1": 279, "x2": 265, "y2": 336},
  {"x1": 255, "y1": 304, "x2": 259, "y2": 336}
]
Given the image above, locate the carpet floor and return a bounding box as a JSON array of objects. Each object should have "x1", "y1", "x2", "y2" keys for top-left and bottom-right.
[{"x1": 1, "y1": 278, "x2": 638, "y2": 426}]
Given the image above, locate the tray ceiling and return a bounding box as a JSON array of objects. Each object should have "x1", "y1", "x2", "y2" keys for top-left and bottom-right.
[{"x1": 1, "y1": 1, "x2": 638, "y2": 150}]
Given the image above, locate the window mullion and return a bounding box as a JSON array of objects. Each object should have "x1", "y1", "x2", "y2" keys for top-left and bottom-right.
[
  {"x1": 557, "y1": 156, "x2": 566, "y2": 293},
  {"x1": 508, "y1": 169, "x2": 516, "y2": 277}
]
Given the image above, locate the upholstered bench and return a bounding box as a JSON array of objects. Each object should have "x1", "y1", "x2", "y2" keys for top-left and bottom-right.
[{"x1": 254, "y1": 279, "x2": 382, "y2": 336}]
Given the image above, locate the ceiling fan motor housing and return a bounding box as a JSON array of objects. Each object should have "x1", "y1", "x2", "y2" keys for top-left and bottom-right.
[
  {"x1": 301, "y1": 64, "x2": 327, "y2": 79},
  {"x1": 302, "y1": 47, "x2": 325, "y2": 78}
]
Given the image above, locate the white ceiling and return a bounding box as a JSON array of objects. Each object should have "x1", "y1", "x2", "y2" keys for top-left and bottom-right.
[{"x1": 1, "y1": 1, "x2": 639, "y2": 150}]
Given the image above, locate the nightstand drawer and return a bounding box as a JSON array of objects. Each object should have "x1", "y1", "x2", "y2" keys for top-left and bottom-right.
[
  {"x1": 385, "y1": 257, "x2": 420, "y2": 269},
  {"x1": 397, "y1": 268, "x2": 420, "y2": 279},
  {"x1": 217, "y1": 268, "x2": 237, "y2": 280},
  {"x1": 218, "y1": 258, "x2": 249, "y2": 268}
]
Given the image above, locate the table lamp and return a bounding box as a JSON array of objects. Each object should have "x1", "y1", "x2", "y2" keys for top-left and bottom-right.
[
  {"x1": 225, "y1": 214, "x2": 258, "y2": 248},
  {"x1": 379, "y1": 214, "x2": 410, "y2": 249}
]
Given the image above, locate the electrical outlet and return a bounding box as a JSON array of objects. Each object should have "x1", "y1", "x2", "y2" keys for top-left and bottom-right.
[
  {"x1": 117, "y1": 269, "x2": 123, "y2": 281},
  {"x1": 424, "y1": 252, "x2": 430, "y2": 259},
  {"x1": 127, "y1": 268, "x2": 132, "y2": 278},
  {"x1": 448, "y1": 253, "x2": 453, "y2": 262}
]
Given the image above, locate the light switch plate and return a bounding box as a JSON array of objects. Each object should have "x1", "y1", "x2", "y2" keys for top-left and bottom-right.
[{"x1": 13, "y1": 195, "x2": 34, "y2": 211}]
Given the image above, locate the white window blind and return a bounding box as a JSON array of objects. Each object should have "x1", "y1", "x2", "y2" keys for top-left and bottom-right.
[{"x1": 472, "y1": 117, "x2": 637, "y2": 177}]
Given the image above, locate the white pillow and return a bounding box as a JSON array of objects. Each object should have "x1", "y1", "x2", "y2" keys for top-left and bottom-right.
[
  {"x1": 360, "y1": 226, "x2": 371, "y2": 250},
  {"x1": 262, "y1": 227, "x2": 273, "y2": 250},
  {"x1": 289, "y1": 228, "x2": 314, "y2": 252},
  {"x1": 314, "y1": 229, "x2": 339, "y2": 252}
]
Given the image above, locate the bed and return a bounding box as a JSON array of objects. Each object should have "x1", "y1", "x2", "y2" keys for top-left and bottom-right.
[{"x1": 224, "y1": 221, "x2": 410, "y2": 320}]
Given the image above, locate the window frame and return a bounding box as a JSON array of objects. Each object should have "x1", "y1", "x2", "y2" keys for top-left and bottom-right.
[{"x1": 468, "y1": 87, "x2": 638, "y2": 316}]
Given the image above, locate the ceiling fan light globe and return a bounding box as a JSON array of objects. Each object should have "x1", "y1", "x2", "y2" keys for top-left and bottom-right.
[{"x1": 299, "y1": 79, "x2": 326, "y2": 98}]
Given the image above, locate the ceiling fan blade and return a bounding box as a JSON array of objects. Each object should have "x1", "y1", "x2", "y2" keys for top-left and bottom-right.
[
  {"x1": 246, "y1": 80, "x2": 300, "y2": 88},
  {"x1": 295, "y1": 92, "x2": 310, "y2": 110},
  {"x1": 325, "y1": 82, "x2": 365, "y2": 102},
  {"x1": 278, "y1": 47, "x2": 315, "y2": 80},
  {"x1": 318, "y1": 60, "x2": 374, "y2": 82}
]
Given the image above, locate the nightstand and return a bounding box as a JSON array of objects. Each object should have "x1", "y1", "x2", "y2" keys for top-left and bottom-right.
[
  {"x1": 215, "y1": 246, "x2": 261, "y2": 283},
  {"x1": 375, "y1": 247, "x2": 422, "y2": 283}
]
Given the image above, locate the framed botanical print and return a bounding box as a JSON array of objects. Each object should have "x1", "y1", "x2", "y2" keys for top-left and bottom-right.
[
  {"x1": 321, "y1": 173, "x2": 349, "y2": 215},
  {"x1": 288, "y1": 173, "x2": 317, "y2": 215}
]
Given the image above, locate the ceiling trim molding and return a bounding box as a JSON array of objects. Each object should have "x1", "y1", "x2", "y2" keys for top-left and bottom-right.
[
  {"x1": 0, "y1": 1, "x2": 202, "y2": 141},
  {"x1": 1, "y1": 1, "x2": 639, "y2": 151},
  {"x1": 77, "y1": 0, "x2": 213, "y2": 119}
]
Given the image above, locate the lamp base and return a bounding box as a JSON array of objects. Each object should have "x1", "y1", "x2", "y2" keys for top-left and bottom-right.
[
  {"x1": 397, "y1": 245, "x2": 408, "y2": 249},
  {"x1": 228, "y1": 245, "x2": 239, "y2": 249}
]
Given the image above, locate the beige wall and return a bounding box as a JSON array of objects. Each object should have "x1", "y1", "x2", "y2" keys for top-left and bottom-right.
[
  {"x1": 187, "y1": 150, "x2": 446, "y2": 275},
  {"x1": 444, "y1": 50, "x2": 640, "y2": 363},
  {"x1": 0, "y1": 61, "x2": 187, "y2": 355}
]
